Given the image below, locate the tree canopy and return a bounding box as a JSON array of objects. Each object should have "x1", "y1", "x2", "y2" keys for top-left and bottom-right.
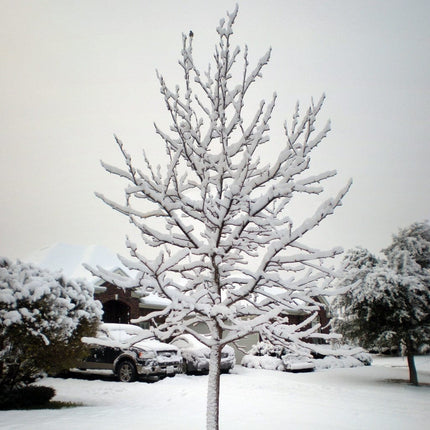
[{"x1": 90, "y1": 6, "x2": 350, "y2": 428}]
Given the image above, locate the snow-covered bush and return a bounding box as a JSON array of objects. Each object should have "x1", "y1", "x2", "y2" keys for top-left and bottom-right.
[
  {"x1": 241, "y1": 341, "x2": 372, "y2": 372},
  {"x1": 0, "y1": 258, "x2": 102, "y2": 391},
  {"x1": 241, "y1": 354, "x2": 285, "y2": 371},
  {"x1": 312, "y1": 355, "x2": 363, "y2": 370},
  {"x1": 312, "y1": 343, "x2": 372, "y2": 369},
  {"x1": 242, "y1": 341, "x2": 315, "y2": 372},
  {"x1": 247, "y1": 341, "x2": 287, "y2": 358},
  {"x1": 346, "y1": 348, "x2": 373, "y2": 366},
  {"x1": 241, "y1": 341, "x2": 288, "y2": 371}
]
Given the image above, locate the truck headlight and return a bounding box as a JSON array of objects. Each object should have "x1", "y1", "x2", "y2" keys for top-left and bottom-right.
[{"x1": 137, "y1": 350, "x2": 156, "y2": 359}]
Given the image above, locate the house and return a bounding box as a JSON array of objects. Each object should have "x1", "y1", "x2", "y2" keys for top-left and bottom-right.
[
  {"x1": 25, "y1": 243, "x2": 332, "y2": 362},
  {"x1": 24, "y1": 243, "x2": 166, "y2": 326}
]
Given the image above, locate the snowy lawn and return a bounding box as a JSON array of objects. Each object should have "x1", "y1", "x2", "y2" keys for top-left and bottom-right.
[{"x1": 1, "y1": 356, "x2": 429, "y2": 430}]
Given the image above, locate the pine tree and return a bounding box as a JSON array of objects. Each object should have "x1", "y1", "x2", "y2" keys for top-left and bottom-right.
[
  {"x1": 90, "y1": 6, "x2": 350, "y2": 428},
  {"x1": 382, "y1": 222, "x2": 430, "y2": 384},
  {"x1": 333, "y1": 222, "x2": 430, "y2": 385}
]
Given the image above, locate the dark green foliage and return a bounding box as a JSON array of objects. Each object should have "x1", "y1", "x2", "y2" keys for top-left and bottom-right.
[
  {"x1": 0, "y1": 385, "x2": 55, "y2": 410},
  {"x1": 383, "y1": 222, "x2": 430, "y2": 269},
  {"x1": 333, "y1": 222, "x2": 430, "y2": 385},
  {"x1": 0, "y1": 258, "x2": 103, "y2": 391}
]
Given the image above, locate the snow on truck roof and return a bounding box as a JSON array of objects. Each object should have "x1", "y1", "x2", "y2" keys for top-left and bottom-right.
[
  {"x1": 82, "y1": 323, "x2": 179, "y2": 352},
  {"x1": 101, "y1": 323, "x2": 145, "y2": 334}
]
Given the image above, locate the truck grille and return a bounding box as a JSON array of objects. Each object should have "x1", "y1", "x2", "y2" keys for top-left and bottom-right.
[{"x1": 158, "y1": 351, "x2": 174, "y2": 358}]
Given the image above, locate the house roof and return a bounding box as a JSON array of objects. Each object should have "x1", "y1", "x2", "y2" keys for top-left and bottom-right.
[
  {"x1": 24, "y1": 243, "x2": 171, "y2": 309},
  {"x1": 139, "y1": 294, "x2": 170, "y2": 309},
  {"x1": 24, "y1": 242, "x2": 127, "y2": 283}
]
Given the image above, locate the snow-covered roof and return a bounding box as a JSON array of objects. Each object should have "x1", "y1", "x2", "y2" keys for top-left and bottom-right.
[
  {"x1": 23, "y1": 243, "x2": 171, "y2": 308},
  {"x1": 139, "y1": 294, "x2": 171, "y2": 309},
  {"x1": 23, "y1": 243, "x2": 127, "y2": 283}
]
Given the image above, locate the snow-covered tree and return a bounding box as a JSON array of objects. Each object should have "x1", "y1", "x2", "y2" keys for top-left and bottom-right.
[
  {"x1": 333, "y1": 222, "x2": 430, "y2": 385},
  {"x1": 0, "y1": 258, "x2": 102, "y2": 391},
  {"x1": 383, "y1": 221, "x2": 430, "y2": 269},
  {"x1": 331, "y1": 247, "x2": 379, "y2": 331},
  {"x1": 90, "y1": 6, "x2": 350, "y2": 429}
]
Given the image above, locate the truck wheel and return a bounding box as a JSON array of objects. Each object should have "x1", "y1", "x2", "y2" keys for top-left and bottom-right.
[{"x1": 117, "y1": 360, "x2": 137, "y2": 382}]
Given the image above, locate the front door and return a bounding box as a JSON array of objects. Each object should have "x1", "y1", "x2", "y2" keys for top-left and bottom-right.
[{"x1": 103, "y1": 300, "x2": 130, "y2": 324}]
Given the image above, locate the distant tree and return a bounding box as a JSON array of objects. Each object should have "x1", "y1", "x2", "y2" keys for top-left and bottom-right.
[
  {"x1": 90, "y1": 6, "x2": 350, "y2": 429},
  {"x1": 0, "y1": 258, "x2": 102, "y2": 391},
  {"x1": 333, "y1": 222, "x2": 430, "y2": 385}
]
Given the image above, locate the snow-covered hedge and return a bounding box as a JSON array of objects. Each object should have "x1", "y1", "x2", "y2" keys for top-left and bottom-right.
[
  {"x1": 0, "y1": 258, "x2": 103, "y2": 390},
  {"x1": 241, "y1": 341, "x2": 372, "y2": 372},
  {"x1": 241, "y1": 355, "x2": 285, "y2": 371},
  {"x1": 241, "y1": 341, "x2": 314, "y2": 372}
]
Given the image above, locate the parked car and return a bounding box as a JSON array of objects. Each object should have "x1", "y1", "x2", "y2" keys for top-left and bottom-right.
[
  {"x1": 77, "y1": 323, "x2": 183, "y2": 382},
  {"x1": 170, "y1": 334, "x2": 235, "y2": 374}
]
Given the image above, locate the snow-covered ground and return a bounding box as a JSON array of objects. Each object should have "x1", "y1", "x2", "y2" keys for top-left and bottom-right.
[{"x1": 1, "y1": 356, "x2": 429, "y2": 430}]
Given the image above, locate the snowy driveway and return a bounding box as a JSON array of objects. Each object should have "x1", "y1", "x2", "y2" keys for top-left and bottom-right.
[{"x1": 1, "y1": 356, "x2": 429, "y2": 430}]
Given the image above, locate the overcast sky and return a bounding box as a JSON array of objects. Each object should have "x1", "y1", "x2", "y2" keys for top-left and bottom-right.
[{"x1": 1, "y1": 0, "x2": 429, "y2": 262}]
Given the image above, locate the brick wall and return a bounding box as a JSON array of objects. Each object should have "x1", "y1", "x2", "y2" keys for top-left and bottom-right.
[{"x1": 95, "y1": 283, "x2": 141, "y2": 322}]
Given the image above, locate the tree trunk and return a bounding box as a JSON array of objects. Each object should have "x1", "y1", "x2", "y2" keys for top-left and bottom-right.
[
  {"x1": 405, "y1": 337, "x2": 419, "y2": 386},
  {"x1": 406, "y1": 353, "x2": 419, "y2": 386},
  {"x1": 206, "y1": 343, "x2": 222, "y2": 430}
]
